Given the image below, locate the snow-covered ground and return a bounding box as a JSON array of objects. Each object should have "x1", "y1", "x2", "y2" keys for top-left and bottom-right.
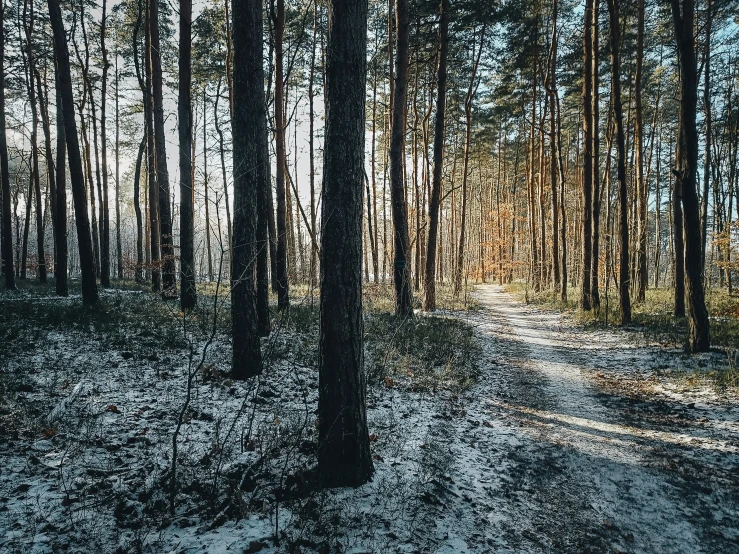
[{"x1": 1, "y1": 285, "x2": 737, "y2": 553}]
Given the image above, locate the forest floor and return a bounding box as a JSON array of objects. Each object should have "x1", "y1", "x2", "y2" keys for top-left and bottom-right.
[{"x1": 1, "y1": 282, "x2": 738, "y2": 553}]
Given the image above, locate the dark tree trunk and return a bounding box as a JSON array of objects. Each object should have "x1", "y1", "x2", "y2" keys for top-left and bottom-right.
[
  {"x1": 700, "y1": 0, "x2": 712, "y2": 275},
  {"x1": 590, "y1": 0, "x2": 601, "y2": 308},
  {"x1": 115, "y1": 57, "x2": 122, "y2": 279},
  {"x1": 203, "y1": 91, "x2": 213, "y2": 281},
  {"x1": 673, "y1": 155, "x2": 686, "y2": 316},
  {"x1": 47, "y1": 0, "x2": 97, "y2": 304},
  {"x1": 390, "y1": 0, "x2": 413, "y2": 317},
  {"x1": 308, "y1": 2, "x2": 318, "y2": 288},
  {"x1": 455, "y1": 26, "x2": 485, "y2": 295},
  {"x1": 54, "y1": 77, "x2": 67, "y2": 295},
  {"x1": 635, "y1": 0, "x2": 647, "y2": 302},
  {"x1": 0, "y1": 4, "x2": 15, "y2": 290},
  {"x1": 273, "y1": 0, "x2": 290, "y2": 310},
  {"x1": 35, "y1": 71, "x2": 57, "y2": 280},
  {"x1": 423, "y1": 0, "x2": 449, "y2": 312},
  {"x1": 581, "y1": 0, "x2": 594, "y2": 310},
  {"x1": 23, "y1": 1, "x2": 46, "y2": 283},
  {"x1": 151, "y1": 0, "x2": 177, "y2": 297},
  {"x1": 179, "y1": 0, "x2": 196, "y2": 310},
  {"x1": 319, "y1": 0, "x2": 373, "y2": 489},
  {"x1": 548, "y1": 0, "x2": 560, "y2": 292},
  {"x1": 607, "y1": 0, "x2": 631, "y2": 324},
  {"x1": 670, "y1": 0, "x2": 710, "y2": 351},
  {"x1": 231, "y1": 0, "x2": 265, "y2": 378},
  {"x1": 144, "y1": 0, "x2": 160, "y2": 290},
  {"x1": 134, "y1": 136, "x2": 145, "y2": 283},
  {"x1": 100, "y1": 0, "x2": 110, "y2": 287}
]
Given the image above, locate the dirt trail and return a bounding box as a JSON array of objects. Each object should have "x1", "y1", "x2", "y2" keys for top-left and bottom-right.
[{"x1": 437, "y1": 285, "x2": 739, "y2": 553}]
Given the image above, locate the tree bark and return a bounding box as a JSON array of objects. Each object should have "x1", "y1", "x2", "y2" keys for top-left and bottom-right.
[
  {"x1": 319, "y1": 0, "x2": 373, "y2": 488},
  {"x1": 548, "y1": 0, "x2": 560, "y2": 291},
  {"x1": 590, "y1": 0, "x2": 601, "y2": 308},
  {"x1": 143, "y1": 0, "x2": 160, "y2": 290},
  {"x1": 0, "y1": 4, "x2": 15, "y2": 289},
  {"x1": 231, "y1": 0, "x2": 265, "y2": 378},
  {"x1": 100, "y1": 0, "x2": 110, "y2": 287},
  {"x1": 635, "y1": 0, "x2": 647, "y2": 302},
  {"x1": 179, "y1": 0, "x2": 196, "y2": 309},
  {"x1": 272, "y1": 0, "x2": 290, "y2": 310},
  {"x1": 670, "y1": 0, "x2": 710, "y2": 351},
  {"x1": 607, "y1": 0, "x2": 631, "y2": 324},
  {"x1": 581, "y1": 0, "x2": 594, "y2": 310},
  {"x1": 389, "y1": 0, "x2": 413, "y2": 316},
  {"x1": 115, "y1": 55, "x2": 122, "y2": 279},
  {"x1": 151, "y1": 0, "x2": 177, "y2": 297},
  {"x1": 424, "y1": 0, "x2": 449, "y2": 311},
  {"x1": 455, "y1": 26, "x2": 485, "y2": 295},
  {"x1": 700, "y1": 0, "x2": 713, "y2": 276},
  {"x1": 54, "y1": 76, "x2": 67, "y2": 295},
  {"x1": 47, "y1": 0, "x2": 97, "y2": 304},
  {"x1": 134, "y1": 136, "x2": 145, "y2": 283}
]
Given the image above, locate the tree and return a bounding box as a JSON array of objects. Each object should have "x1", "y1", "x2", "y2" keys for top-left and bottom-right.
[
  {"x1": 100, "y1": 0, "x2": 111, "y2": 287},
  {"x1": 606, "y1": 0, "x2": 631, "y2": 324},
  {"x1": 581, "y1": 0, "x2": 594, "y2": 311},
  {"x1": 47, "y1": 0, "x2": 98, "y2": 305},
  {"x1": 634, "y1": 0, "x2": 647, "y2": 302},
  {"x1": 231, "y1": 0, "x2": 265, "y2": 379},
  {"x1": 23, "y1": 0, "x2": 46, "y2": 283},
  {"x1": 389, "y1": 0, "x2": 413, "y2": 316},
  {"x1": 180, "y1": 0, "x2": 196, "y2": 310},
  {"x1": 150, "y1": 0, "x2": 177, "y2": 297},
  {"x1": 273, "y1": 0, "x2": 290, "y2": 311},
  {"x1": 590, "y1": 0, "x2": 600, "y2": 309},
  {"x1": 143, "y1": 0, "x2": 161, "y2": 290},
  {"x1": 669, "y1": 0, "x2": 710, "y2": 351},
  {"x1": 54, "y1": 78, "x2": 68, "y2": 296},
  {"x1": 0, "y1": 2, "x2": 14, "y2": 290},
  {"x1": 318, "y1": 0, "x2": 374, "y2": 488},
  {"x1": 423, "y1": 0, "x2": 449, "y2": 312}
]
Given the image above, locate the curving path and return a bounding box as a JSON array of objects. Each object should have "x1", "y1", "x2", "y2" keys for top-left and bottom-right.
[{"x1": 435, "y1": 285, "x2": 739, "y2": 553}]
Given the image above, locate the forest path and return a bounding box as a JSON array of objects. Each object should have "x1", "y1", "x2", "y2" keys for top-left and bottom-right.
[{"x1": 437, "y1": 284, "x2": 739, "y2": 553}]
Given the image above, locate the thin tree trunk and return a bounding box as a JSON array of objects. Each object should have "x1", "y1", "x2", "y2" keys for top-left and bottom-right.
[
  {"x1": 670, "y1": 0, "x2": 710, "y2": 351},
  {"x1": 607, "y1": 0, "x2": 631, "y2": 324},
  {"x1": 389, "y1": 0, "x2": 413, "y2": 316},
  {"x1": 179, "y1": 0, "x2": 196, "y2": 309},
  {"x1": 272, "y1": 0, "x2": 290, "y2": 310},
  {"x1": 309, "y1": 1, "x2": 318, "y2": 287},
  {"x1": 635, "y1": 0, "x2": 647, "y2": 301},
  {"x1": 423, "y1": 0, "x2": 450, "y2": 311},
  {"x1": 144, "y1": 0, "x2": 160, "y2": 290},
  {"x1": 151, "y1": 0, "x2": 177, "y2": 297},
  {"x1": 548, "y1": 0, "x2": 560, "y2": 291},
  {"x1": 203, "y1": 90, "x2": 213, "y2": 281},
  {"x1": 134, "y1": 135, "x2": 145, "y2": 283},
  {"x1": 700, "y1": 0, "x2": 713, "y2": 275},
  {"x1": 100, "y1": 0, "x2": 110, "y2": 287},
  {"x1": 115, "y1": 55, "x2": 122, "y2": 279},
  {"x1": 54, "y1": 75, "x2": 67, "y2": 295},
  {"x1": 591, "y1": 0, "x2": 601, "y2": 308},
  {"x1": 47, "y1": 0, "x2": 97, "y2": 304},
  {"x1": 36, "y1": 71, "x2": 57, "y2": 283},
  {"x1": 0, "y1": 2, "x2": 14, "y2": 289},
  {"x1": 455, "y1": 25, "x2": 485, "y2": 295},
  {"x1": 581, "y1": 0, "x2": 594, "y2": 310}
]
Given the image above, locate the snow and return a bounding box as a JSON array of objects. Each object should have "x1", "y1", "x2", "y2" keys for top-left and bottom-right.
[{"x1": 1, "y1": 285, "x2": 738, "y2": 553}]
